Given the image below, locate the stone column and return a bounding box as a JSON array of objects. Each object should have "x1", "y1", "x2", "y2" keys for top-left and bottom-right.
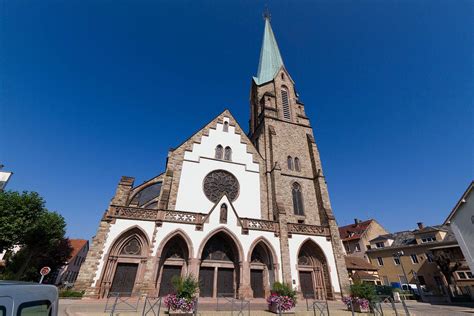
[
  {"x1": 74, "y1": 219, "x2": 112, "y2": 298},
  {"x1": 307, "y1": 134, "x2": 350, "y2": 297},
  {"x1": 239, "y1": 260, "x2": 253, "y2": 299}
]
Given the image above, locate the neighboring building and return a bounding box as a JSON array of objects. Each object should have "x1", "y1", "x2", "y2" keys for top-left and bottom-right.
[
  {"x1": 345, "y1": 256, "x2": 380, "y2": 285},
  {"x1": 0, "y1": 245, "x2": 21, "y2": 270},
  {"x1": 430, "y1": 243, "x2": 474, "y2": 300},
  {"x1": 55, "y1": 239, "x2": 89, "y2": 285},
  {"x1": 75, "y1": 16, "x2": 350, "y2": 300},
  {"x1": 339, "y1": 219, "x2": 388, "y2": 259},
  {"x1": 366, "y1": 223, "x2": 458, "y2": 296},
  {"x1": 0, "y1": 164, "x2": 13, "y2": 191},
  {"x1": 445, "y1": 181, "x2": 474, "y2": 272}
]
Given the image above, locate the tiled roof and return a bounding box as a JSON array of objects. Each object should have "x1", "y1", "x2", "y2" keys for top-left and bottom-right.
[
  {"x1": 345, "y1": 256, "x2": 378, "y2": 271},
  {"x1": 338, "y1": 219, "x2": 374, "y2": 241},
  {"x1": 368, "y1": 225, "x2": 456, "y2": 251},
  {"x1": 69, "y1": 239, "x2": 88, "y2": 259}
]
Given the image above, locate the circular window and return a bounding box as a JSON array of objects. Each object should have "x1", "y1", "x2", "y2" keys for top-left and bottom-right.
[{"x1": 203, "y1": 170, "x2": 240, "y2": 203}]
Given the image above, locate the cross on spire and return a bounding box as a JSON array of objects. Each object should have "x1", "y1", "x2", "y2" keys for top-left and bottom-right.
[{"x1": 263, "y1": 5, "x2": 271, "y2": 21}]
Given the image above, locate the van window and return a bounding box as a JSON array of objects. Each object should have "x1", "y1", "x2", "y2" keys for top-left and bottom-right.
[
  {"x1": 1, "y1": 306, "x2": 6, "y2": 316},
  {"x1": 17, "y1": 300, "x2": 51, "y2": 316}
]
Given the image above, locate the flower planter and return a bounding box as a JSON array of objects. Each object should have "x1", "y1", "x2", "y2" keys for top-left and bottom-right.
[
  {"x1": 351, "y1": 302, "x2": 369, "y2": 313},
  {"x1": 268, "y1": 302, "x2": 295, "y2": 314},
  {"x1": 167, "y1": 312, "x2": 194, "y2": 316}
]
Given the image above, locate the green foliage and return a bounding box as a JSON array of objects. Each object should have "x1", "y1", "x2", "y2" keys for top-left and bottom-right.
[
  {"x1": 375, "y1": 285, "x2": 394, "y2": 296},
  {"x1": 271, "y1": 282, "x2": 297, "y2": 301},
  {"x1": 172, "y1": 274, "x2": 199, "y2": 300},
  {"x1": 349, "y1": 283, "x2": 377, "y2": 302},
  {"x1": 0, "y1": 191, "x2": 45, "y2": 252},
  {"x1": 0, "y1": 190, "x2": 72, "y2": 281},
  {"x1": 59, "y1": 290, "x2": 84, "y2": 298}
]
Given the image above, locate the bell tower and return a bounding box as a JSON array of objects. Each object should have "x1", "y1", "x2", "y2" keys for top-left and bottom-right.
[{"x1": 249, "y1": 15, "x2": 350, "y2": 294}]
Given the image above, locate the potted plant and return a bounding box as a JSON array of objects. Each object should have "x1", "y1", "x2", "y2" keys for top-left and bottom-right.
[
  {"x1": 342, "y1": 283, "x2": 376, "y2": 313},
  {"x1": 267, "y1": 282, "x2": 297, "y2": 314},
  {"x1": 164, "y1": 274, "x2": 198, "y2": 315}
]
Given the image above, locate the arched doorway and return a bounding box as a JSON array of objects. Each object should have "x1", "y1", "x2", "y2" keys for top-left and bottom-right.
[
  {"x1": 297, "y1": 240, "x2": 333, "y2": 300},
  {"x1": 100, "y1": 227, "x2": 149, "y2": 297},
  {"x1": 198, "y1": 231, "x2": 241, "y2": 298},
  {"x1": 249, "y1": 241, "x2": 276, "y2": 298},
  {"x1": 156, "y1": 234, "x2": 190, "y2": 296}
]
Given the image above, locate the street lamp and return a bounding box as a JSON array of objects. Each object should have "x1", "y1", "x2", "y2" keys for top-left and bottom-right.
[{"x1": 393, "y1": 251, "x2": 410, "y2": 288}]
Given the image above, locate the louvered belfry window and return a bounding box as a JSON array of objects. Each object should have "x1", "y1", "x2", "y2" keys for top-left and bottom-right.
[{"x1": 281, "y1": 89, "x2": 291, "y2": 120}]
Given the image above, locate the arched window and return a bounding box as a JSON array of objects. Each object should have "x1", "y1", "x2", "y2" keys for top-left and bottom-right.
[
  {"x1": 287, "y1": 156, "x2": 293, "y2": 170},
  {"x1": 224, "y1": 146, "x2": 232, "y2": 161},
  {"x1": 281, "y1": 88, "x2": 290, "y2": 120},
  {"x1": 220, "y1": 203, "x2": 228, "y2": 224},
  {"x1": 294, "y1": 157, "x2": 301, "y2": 172},
  {"x1": 292, "y1": 182, "x2": 304, "y2": 216},
  {"x1": 223, "y1": 121, "x2": 229, "y2": 132},
  {"x1": 281, "y1": 73, "x2": 285, "y2": 80},
  {"x1": 215, "y1": 145, "x2": 223, "y2": 159}
]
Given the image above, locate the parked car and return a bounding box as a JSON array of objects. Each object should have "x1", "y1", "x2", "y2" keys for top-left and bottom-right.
[{"x1": 0, "y1": 281, "x2": 58, "y2": 316}]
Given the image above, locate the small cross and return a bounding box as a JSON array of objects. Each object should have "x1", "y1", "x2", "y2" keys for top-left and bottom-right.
[{"x1": 263, "y1": 5, "x2": 271, "y2": 21}]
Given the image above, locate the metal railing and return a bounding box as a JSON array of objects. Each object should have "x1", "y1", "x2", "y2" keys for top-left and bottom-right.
[
  {"x1": 141, "y1": 296, "x2": 162, "y2": 316},
  {"x1": 216, "y1": 294, "x2": 250, "y2": 316},
  {"x1": 104, "y1": 292, "x2": 140, "y2": 315}
]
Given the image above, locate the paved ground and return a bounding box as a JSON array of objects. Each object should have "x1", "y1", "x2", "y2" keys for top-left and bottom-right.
[{"x1": 59, "y1": 298, "x2": 474, "y2": 316}]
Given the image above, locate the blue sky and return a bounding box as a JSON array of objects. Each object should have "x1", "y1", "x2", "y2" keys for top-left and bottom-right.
[{"x1": 1, "y1": 0, "x2": 472, "y2": 239}]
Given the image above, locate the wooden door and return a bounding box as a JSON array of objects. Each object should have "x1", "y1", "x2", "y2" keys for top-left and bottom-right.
[
  {"x1": 217, "y1": 268, "x2": 234, "y2": 297},
  {"x1": 314, "y1": 269, "x2": 325, "y2": 300},
  {"x1": 299, "y1": 271, "x2": 315, "y2": 299},
  {"x1": 110, "y1": 263, "x2": 138, "y2": 296},
  {"x1": 251, "y1": 270, "x2": 264, "y2": 298},
  {"x1": 199, "y1": 267, "x2": 214, "y2": 297},
  {"x1": 159, "y1": 265, "x2": 182, "y2": 296}
]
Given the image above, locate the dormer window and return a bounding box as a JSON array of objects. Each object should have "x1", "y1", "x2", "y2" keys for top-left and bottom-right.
[
  {"x1": 375, "y1": 242, "x2": 385, "y2": 248},
  {"x1": 224, "y1": 146, "x2": 232, "y2": 161},
  {"x1": 421, "y1": 236, "x2": 436, "y2": 243},
  {"x1": 215, "y1": 145, "x2": 223, "y2": 159},
  {"x1": 223, "y1": 121, "x2": 229, "y2": 132}
]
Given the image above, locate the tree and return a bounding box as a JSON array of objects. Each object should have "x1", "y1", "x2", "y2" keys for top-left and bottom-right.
[
  {"x1": 433, "y1": 250, "x2": 462, "y2": 301},
  {"x1": 0, "y1": 191, "x2": 72, "y2": 281},
  {"x1": 0, "y1": 191, "x2": 45, "y2": 253}
]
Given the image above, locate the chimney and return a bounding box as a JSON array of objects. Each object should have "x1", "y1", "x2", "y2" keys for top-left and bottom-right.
[
  {"x1": 417, "y1": 222, "x2": 424, "y2": 230},
  {"x1": 354, "y1": 218, "x2": 359, "y2": 226}
]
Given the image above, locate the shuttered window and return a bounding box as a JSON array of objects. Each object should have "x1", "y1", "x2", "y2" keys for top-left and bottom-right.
[{"x1": 281, "y1": 89, "x2": 290, "y2": 120}]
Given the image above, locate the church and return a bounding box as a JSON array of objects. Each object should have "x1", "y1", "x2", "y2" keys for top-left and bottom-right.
[{"x1": 75, "y1": 16, "x2": 350, "y2": 300}]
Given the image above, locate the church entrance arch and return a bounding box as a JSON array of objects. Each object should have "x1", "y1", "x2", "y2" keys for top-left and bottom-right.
[
  {"x1": 156, "y1": 233, "x2": 191, "y2": 296},
  {"x1": 248, "y1": 239, "x2": 277, "y2": 298},
  {"x1": 297, "y1": 239, "x2": 333, "y2": 300},
  {"x1": 198, "y1": 230, "x2": 242, "y2": 298},
  {"x1": 100, "y1": 227, "x2": 149, "y2": 298}
]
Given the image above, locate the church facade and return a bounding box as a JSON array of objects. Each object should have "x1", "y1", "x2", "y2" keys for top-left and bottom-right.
[{"x1": 75, "y1": 17, "x2": 350, "y2": 300}]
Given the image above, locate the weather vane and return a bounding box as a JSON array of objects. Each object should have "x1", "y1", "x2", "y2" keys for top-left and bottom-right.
[{"x1": 263, "y1": 5, "x2": 271, "y2": 21}]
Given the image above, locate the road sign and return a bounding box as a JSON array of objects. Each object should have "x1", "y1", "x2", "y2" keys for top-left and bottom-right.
[{"x1": 39, "y1": 266, "x2": 51, "y2": 284}]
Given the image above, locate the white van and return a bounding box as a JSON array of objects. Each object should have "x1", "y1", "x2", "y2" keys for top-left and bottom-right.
[{"x1": 0, "y1": 281, "x2": 58, "y2": 316}]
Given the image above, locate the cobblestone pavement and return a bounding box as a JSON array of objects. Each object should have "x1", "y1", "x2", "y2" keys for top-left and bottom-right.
[{"x1": 59, "y1": 298, "x2": 474, "y2": 316}]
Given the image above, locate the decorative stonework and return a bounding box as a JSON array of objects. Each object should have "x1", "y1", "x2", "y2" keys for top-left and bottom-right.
[
  {"x1": 163, "y1": 210, "x2": 203, "y2": 224},
  {"x1": 242, "y1": 218, "x2": 279, "y2": 233},
  {"x1": 287, "y1": 223, "x2": 330, "y2": 236},
  {"x1": 203, "y1": 170, "x2": 239, "y2": 202},
  {"x1": 113, "y1": 206, "x2": 158, "y2": 220}
]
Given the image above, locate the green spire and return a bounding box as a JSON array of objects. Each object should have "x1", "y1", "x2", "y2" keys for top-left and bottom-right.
[{"x1": 253, "y1": 16, "x2": 284, "y2": 85}]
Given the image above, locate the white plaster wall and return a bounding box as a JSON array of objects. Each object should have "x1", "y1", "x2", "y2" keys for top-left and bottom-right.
[
  {"x1": 288, "y1": 235, "x2": 341, "y2": 293},
  {"x1": 153, "y1": 195, "x2": 283, "y2": 281},
  {"x1": 451, "y1": 190, "x2": 474, "y2": 272},
  {"x1": 175, "y1": 118, "x2": 261, "y2": 218},
  {"x1": 91, "y1": 195, "x2": 283, "y2": 288},
  {"x1": 92, "y1": 219, "x2": 156, "y2": 286}
]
